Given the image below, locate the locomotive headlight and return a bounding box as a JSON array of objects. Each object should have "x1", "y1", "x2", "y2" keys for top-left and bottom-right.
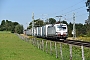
[
  {"x1": 56, "y1": 32, "x2": 58, "y2": 34},
  {"x1": 56, "y1": 32, "x2": 61, "y2": 35},
  {"x1": 56, "y1": 32, "x2": 58, "y2": 35},
  {"x1": 63, "y1": 32, "x2": 67, "y2": 35}
]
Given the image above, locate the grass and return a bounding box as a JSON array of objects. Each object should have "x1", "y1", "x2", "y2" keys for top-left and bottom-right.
[
  {"x1": 33, "y1": 37, "x2": 90, "y2": 60},
  {"x1": 68, "y1": 37, "x2": 90, "y2": 42},
  {"x1": 77, "y1": 37, "x2": 90, "y2": 42},
  {"x1": 0, "y1": 31, "x2": 10, "y2": 33},
  {"x1": 20, "y1": 34, "x2": 90, "y2": 60},
  {"x1": 0, "y1": 33, "x2": 60, "y2": 60},
  {"x1": 2, "y1": 33, "x2": 89, "y2": 60}
]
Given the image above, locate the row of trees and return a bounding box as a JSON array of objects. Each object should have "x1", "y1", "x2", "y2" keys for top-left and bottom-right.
[
  {"x1": 28, "y1": 18, "x2": 90, "y2": 37},
  {"x1": 1, "y1": 18, "x2": 90, "y2": 37},
  {"x1": 27, "y1": 18, "x2": 57, "y2": 29},
  {"x1": 0, "y1": 20, "x2": 23, "y2": 34}
]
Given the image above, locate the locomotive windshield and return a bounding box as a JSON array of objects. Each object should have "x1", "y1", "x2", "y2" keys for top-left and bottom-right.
[{"x1": 57, "y1": 25, "x2": 66, "y2": 30}]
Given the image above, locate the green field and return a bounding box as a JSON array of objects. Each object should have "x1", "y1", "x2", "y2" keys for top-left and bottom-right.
[
  {"x1": 0, "y1": 33, "x2": 59, "y2": 60},
  {"x1": 68, "y1": 37, "x2": 90, "y2": 42},
  {"x1": 77, "y1": 37, "x2": 90, "y2": 42},
  {"x1": 34, "y1": 38, "x2": 90, "y2": 60},
  {"x1": 0, "y1": 32, "x2": 90, "y2": 60}
]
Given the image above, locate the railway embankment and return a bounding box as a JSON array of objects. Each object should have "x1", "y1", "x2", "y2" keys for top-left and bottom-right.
[
  {"x1": 19, "y1": 34, "x2": 90, "y2": 60},
  {"x1": 0, "y1": 33, "x2": 59, "y2": 60}
]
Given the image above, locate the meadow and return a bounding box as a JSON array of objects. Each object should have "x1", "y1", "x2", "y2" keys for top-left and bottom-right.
[
  {"x1": 0, "y1": 32, "x2": 60, "y2": 60},
  {"x1": 32, "y1": 38, "x2": 90, "y2": 60},
  {"x1": 68, "y1": 37, "x2": 90, "y2": 42},
  {"x1": 0, "y1": 32, "x2": 90, "y2": 60}
]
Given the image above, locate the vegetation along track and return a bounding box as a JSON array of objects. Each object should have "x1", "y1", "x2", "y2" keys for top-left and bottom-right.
[{"x1": 52, "y1": 39, "x2": 90, "y2": 48}]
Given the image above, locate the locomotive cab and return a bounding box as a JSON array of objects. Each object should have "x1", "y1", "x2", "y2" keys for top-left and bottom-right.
[{"x1": 54, "y1": 24, "x2": 68, "y2": 39}]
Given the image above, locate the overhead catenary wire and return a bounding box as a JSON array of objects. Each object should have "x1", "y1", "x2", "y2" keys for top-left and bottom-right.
[
  {"x1": 46, "y1": 5, "x2": 86, "y2": 21},
  {"x1": 34, "y1": 0, "x2": 87, "y2": 24},
  {"x1": 61, "y1": 6, "x2": 86, "y2": 16},
  {"x1": 47, "y1": 5, "x2": 86, "y2": 21},
  {"x1": 64, "y1": 13, "x2": 88, "y2": 22},
  {"x1": 35, "y1": 0, "x2": 86, "y2": 18},
  {"x1": 47, "y1": 0, "x2": 86, "y2": 16}
]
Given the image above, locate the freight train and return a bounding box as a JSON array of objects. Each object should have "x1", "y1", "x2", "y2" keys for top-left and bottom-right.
[{"x1": 24, "y1": 23, "x2": 68, "y2": 40}]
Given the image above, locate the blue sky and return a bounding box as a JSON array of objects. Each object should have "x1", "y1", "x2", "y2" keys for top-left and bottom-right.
[{"x1": 0, "y1": 0, "x2": 88, "y2": 29}]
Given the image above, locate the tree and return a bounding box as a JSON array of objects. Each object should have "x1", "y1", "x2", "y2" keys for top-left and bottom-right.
[
  {"x1": 13, "y1": 22, "x2": 19, "y2": 26},
  {"x1": 44, "y1": 19, "x2": 49, "y2": 24},
  {"x1": 11, "y1": 25, "x2": 15, "y2": 33},
  {"x1": 0, "y1": 19, "x2": 23, "y2": 33},
  {"x1": 34, "y1": 19, "x2": 44, "y2": 27},
  {"x1": 28, "y1": 19, "x2": 44, "y2": 29},
  {"x1": 15, "y1": 24, "x2": 23, "y2": 34},
  {"x1": 0, "y1": 20, "x2": 6, "y2": 31},
  {"x1": 68, "y1": 22, "x2": 73, "y2": 37},
  {"x1": 11, "y1": 22, "x2": 19, "y2": 33},
  {"x1": 5, "y1": 20, "x2": 12, "y2": 31},
  {"x1": 86, "y1": 0, "x2": 90, "y2": 12},
  {"x1": 86, "y1": 0, "x2": 90, "y2": 24},
  {"x1": 75, "y1": 23, "x2": 86, "y2": 36},
  {"x1": 1, "y1": 20, "x2": 5, "y2": 26},
  {"x1": 85, "y1": 24, "x2": 90, "y2": 36},
  {"x1": 48, "y1": 18, "x2": 56, "y2": 24},
  {"x1": 61, "y1": 20, "x2": 68, "y2": 25}
]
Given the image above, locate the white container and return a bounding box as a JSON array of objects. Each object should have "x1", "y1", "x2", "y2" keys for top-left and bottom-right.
[
  {"x1": 33, "y1": 27, "x2": 37, "y2": 36},
  {"x1": 36, "y1": 27, "x2": 39, "y2": 36},
  {"x1": 30, "y1": 29, "x2": 32, "y2": 35},
  {"x1": 26, "y1": 29, "x2": 32, "y2": 36},
  {"x1": 42, "y1": 26, "x2": 45, "y2": 37},
  {"x1": 42, "y1": 24, "x2": 52, "y2": 38},
  {"x1": 37, "y1": 27, "x2": 42, "y2": 37}
]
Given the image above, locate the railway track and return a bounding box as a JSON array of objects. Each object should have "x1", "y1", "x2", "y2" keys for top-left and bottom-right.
[
  {"x1": 55, "y1": 39, "x2": 90, "y2": 48},
  {"x1": 19, "y1": 34, "x2": 90, "y2": 48},
  {"x1": 38, "y1": 37, "x2": 90, "y2": 48},
  {"x1": 36, "y1": 37, "x2": 90, "y2": 48}
]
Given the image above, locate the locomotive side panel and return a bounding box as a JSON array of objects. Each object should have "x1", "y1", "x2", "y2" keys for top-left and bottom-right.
[{"x1": 47, "y1": 26, "x2": 56, "y2": 37}]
